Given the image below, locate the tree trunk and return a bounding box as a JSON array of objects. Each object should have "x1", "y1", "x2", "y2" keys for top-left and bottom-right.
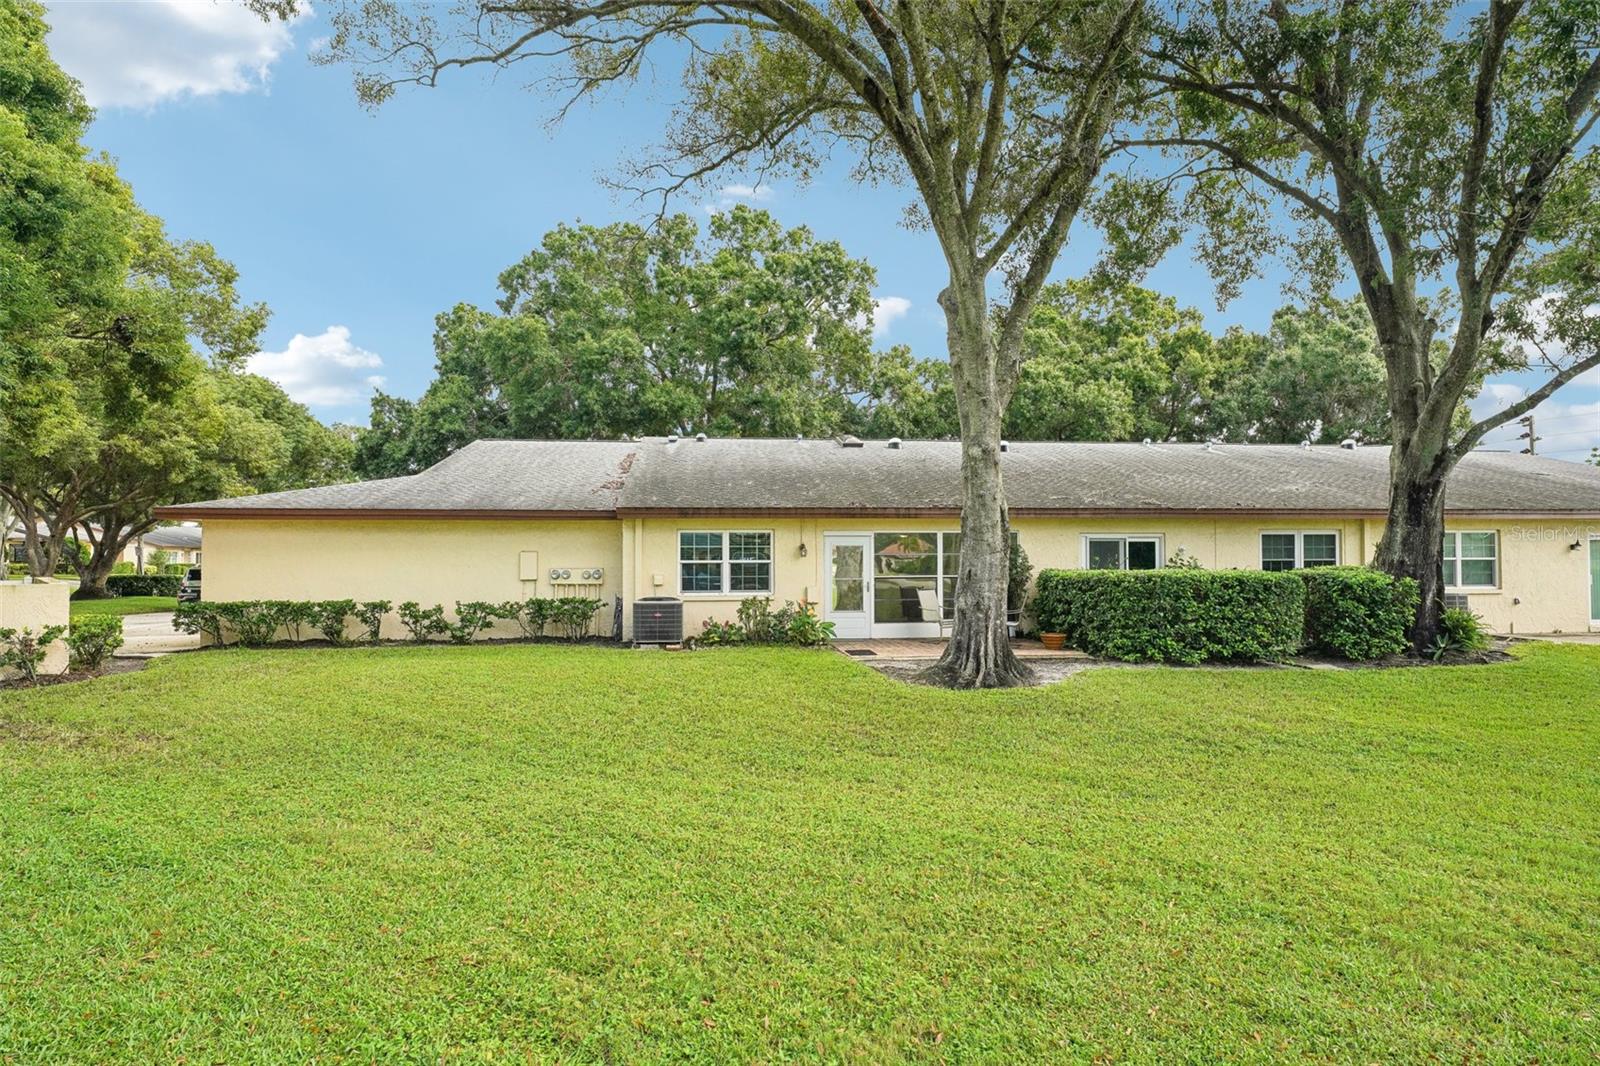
[
  {"x1": 1372, "y1": 438, "x2": 1450, "y2": 654},
  {"x1": 73, "y1": 548, "x2": 119, "y2": 599},
  {"x1": 926, "y1": 283, "x2": 1033, "y2": 689}
]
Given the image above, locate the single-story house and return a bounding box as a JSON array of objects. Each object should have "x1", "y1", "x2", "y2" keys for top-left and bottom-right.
[
  {"x1": 137, "y1": 524, "x2": 203, "y2": 567},
  {"x1": 156, "y1": 438, "x2": 1600, "y2": 639}
]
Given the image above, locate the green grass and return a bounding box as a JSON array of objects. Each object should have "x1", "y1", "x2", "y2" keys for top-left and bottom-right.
[
  {"x1": 2, "y1": 644, "x2": 1597, "y2": 1062},
  {"x1": 67, "y1": 595, "x2": 177, "y2": 619}
]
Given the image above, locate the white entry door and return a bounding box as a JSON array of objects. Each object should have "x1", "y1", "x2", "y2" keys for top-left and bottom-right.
[{"x1": 823, "y1": 534, "x2": 872, "y2": 639}]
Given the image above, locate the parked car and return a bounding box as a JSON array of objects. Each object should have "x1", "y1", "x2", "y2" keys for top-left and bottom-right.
[{"x1": 177, "y1": 566, "x2": 202, "y2": 602}]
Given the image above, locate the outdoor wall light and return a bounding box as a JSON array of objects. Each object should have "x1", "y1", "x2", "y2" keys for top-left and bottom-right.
[
  {"x1": 1572, "y1": 540, "x2": 1583, "y2": 550},
  {"x1": 798, "y1": 542, "x2": 808, "y2": 557}
]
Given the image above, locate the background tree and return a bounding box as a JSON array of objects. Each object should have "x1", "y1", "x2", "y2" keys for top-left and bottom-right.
[
  {"x1": 352, "y1": 207, "x2": 884, "y2": 477},
  {"x1": 0, "y1": 0, "x2": 350, "y2": 593},
  {"x1": 1143, "y1": 0, "x2": 1600, "y2": 648},
  {"x1": 1011, "y1": 279, "x2": 1222, "y2": 441},
  {"x1": 1008, "y1": 282, "x2": 1396, "y2": 444},
  {"x1": 316, "y1": 0, "x2": 1148, "y2": 687},
  {"x1": 1206, "y1": 298, "x2": 1392, "y2": 445}
]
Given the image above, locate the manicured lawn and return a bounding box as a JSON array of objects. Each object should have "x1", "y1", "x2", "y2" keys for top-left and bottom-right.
[
  {"x1": 67, "y1": 595, "x2": 177, "y2": 619},
  {"x1": 2, "y1": 644, "x2": 1596, "y2": 1062}
]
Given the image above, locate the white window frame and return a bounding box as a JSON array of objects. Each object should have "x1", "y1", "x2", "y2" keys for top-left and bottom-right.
[
  {"x1": 1259, "y1": 530, "x2": 1341, "y2": 572},
  {"x1": 677, "y1": 529, "x2": 773, "y2": 597},
  {"x1": 1080, "y1": 534, "x2": 1165, "y2": 571},
  {"x1": 1443, "y1": 530, "x2": 1499, "y2": 591}
]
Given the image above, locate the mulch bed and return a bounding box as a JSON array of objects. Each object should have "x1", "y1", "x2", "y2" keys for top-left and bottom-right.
[
  {"x1": 0, "y1": 657, "x2": 149, "y2": 691},
  {"x1": 867, "y1": 640, "x2": 1519, "y2": 688}
]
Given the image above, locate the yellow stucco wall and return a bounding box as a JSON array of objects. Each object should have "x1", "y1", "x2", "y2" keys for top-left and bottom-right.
[
  {"x1": 203, "y1": 518, "x2": 623, "y2": 640},
  {"x1": 0, "y1": 580, "x2": 71, "y2": 676},
  {"x1": 199, "y1": 512, "x2": 1600, "y2": 640}
]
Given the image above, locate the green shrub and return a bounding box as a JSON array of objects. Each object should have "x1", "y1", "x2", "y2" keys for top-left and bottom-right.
[
  {"x1": 397, "y1": 602, "x2": 448, "y2": 643},
  {"x1": 0, "y1": 625, "x2": 65, "y2": 683},
  {"x1": 308, "y1": 600, "x2": 356, "y2": 645},
  {"x1": 1429, "y1": 607, "x2": 1491, "y2": 659},
  {"x1": 270, "y1": 601, "x2": 316, "y2": 642},
  {"x1": 696, "y1": 619, "x2": 746, "y2": 645},
  {"x1": 1008, "y1": 540, "x2": 1033, "y2": 613},
  {"x1": 446, "y1": 601, "x2": 508, "y2": 644},
  {"x1": 110, "y1": 560, "x2": 138, "y2": 575},
  {"x1": 1166, "y1": 548, "x2": 1205, "y2": 569},
  {"x1": 213, "y1": 602, "x2": 282, "y2": 647},
  {"x1": 1299, "y1": 566, "x2": 1419, "y2": 661},
  {"x1": 737, "y1": 597, "x2": 778, "y2": 642},
  {"x1": 160, "y1": 563, "x2": 189, "y2": 576},
  {"x1": 1031, "y1": 569, "x2": 1305, "y2": 664},
  {"x1": 354, "y1": 600, "x2": 391, "y2": 644},
  {"x1": 105, "y1": 573, "x2": 182, "y2": 597},
  {"x1": 781, "y1": 601, "x2": 834, "y2": 646},
  {"x1": 701, "y1": 598, "x2": 832, "y2": 648},
  {"x1": 67, "y1": 616, "x2": 124, "y2": 671},
  {"x1": 504, "y1": 598, "x2": 551, "y2": 639},
  {"x1": 174, "y1": 602, "x2": 225, "y2": 646},
  {"x1": 548, "y1": 597, "x2": 602, "y2": 642}
]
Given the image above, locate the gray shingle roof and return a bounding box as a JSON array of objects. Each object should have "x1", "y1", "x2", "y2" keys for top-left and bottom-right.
[
  {"x1": 141, "y1": 525, "x2": 202, "y2": 549},
  {"x1": 157, "y1": 438, "x2": 1600, "y2": 518}
]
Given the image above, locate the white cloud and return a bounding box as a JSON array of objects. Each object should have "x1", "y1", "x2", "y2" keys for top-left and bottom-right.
[
  {"x1": 44, "y1": 0, "x2": 306, "y2": 109},
  {"x1": 247, "y1": 326, "x2": 384, "y2": 407},
  {"x1": 870, "y1": 296, "x2": 911, "y2": 340},
  {"x1": 701, "y1": 183, "x2": 774, "y2": 214},
  {"x1": 1471, "y1": 378, "x2": 1600, "y2": 460}
]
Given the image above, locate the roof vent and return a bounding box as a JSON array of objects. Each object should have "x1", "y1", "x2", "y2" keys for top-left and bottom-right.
[
  {"x1": 1142, "y1": 437, "x2": 1153, "y2": 446},
  {"x1": 887, "y1": 437, "x2": 902, "y2": 449},
  {"x1": 840, "y1": 435, "x2": 864, "y2": 448},
  {"x1": 1000, "y1": 440, "x2": 1010, "y2": 452},
  {"x1": 666, "y1": 433, "x2": 679, "y2": 444},
  {"x1": 1340, "y1": 438, "x2": 1357, "y2": 450},
  {"x1": 1300, "y1": 439, "x2": 1312, "y2": 449},
  {"x1": 695, "y1": 431, "x2": 707, "y2": 442}
]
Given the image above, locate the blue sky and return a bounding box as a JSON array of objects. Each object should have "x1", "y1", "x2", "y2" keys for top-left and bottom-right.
[{"x1": 42, "y1": 1, "x2": 1600, "y2": 460}]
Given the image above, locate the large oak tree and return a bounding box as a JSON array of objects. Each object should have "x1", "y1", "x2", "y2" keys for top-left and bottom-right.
[
  {"x1": 310, "y1": 0, "x2": 1147, "y2": 687},
  {"x1": 1141, "y1": 0, "x2": 1600, "y2": 648}
]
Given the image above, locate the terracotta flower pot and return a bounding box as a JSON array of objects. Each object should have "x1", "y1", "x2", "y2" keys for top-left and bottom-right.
[{"x1": 1039, "y1": 632, "x2": 1066, "y2": 650}]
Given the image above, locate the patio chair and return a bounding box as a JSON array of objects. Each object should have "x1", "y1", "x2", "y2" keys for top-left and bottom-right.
[{"x1": 915, "y1": 587, "x2": 956, "y2": 637}]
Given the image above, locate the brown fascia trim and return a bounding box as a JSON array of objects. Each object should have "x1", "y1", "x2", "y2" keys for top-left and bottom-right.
[
  {"x1": 150, "y1": 506, "x2": 616, "y2": 521},
  {"x1": 155, "y1": 504, "x2": 1600, "y2": 521}
]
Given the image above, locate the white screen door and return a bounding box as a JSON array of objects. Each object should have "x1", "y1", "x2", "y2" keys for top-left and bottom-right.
[{"x1": 823, "y1": 534, "x2": 872, "y2": 638}]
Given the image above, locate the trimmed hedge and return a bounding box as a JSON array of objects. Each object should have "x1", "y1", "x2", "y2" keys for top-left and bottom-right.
[
  {"x1": 1299, "y1": 566, "x2": 1418, "y2": 661},
  {"x1": 1032, "y1": 569, "x2": 1305, "y2": 664},
  {"x1": 104, "y1": 573, "x2": 182, "y2": 597}
]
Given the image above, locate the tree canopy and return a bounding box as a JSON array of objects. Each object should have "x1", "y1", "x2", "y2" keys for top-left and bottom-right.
[
  {"x1": 1138, "y1": 0, "x2": 1600, "y2": 645},
  {"x1": 0, "y1": 0, "x2": 350, "y2": 591},
  {"x1": 353, "y1": 207, "x2": 951, "y2": 478}
]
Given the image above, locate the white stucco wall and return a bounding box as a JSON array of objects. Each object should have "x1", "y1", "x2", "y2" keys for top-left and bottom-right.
[{"x1": 0, "y1": 581, "x2": 71, "y2": 677}]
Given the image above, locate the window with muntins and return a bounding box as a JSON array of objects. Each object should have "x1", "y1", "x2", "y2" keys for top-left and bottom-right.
[
  {"x1": 679, "y1": 531, "x2": 771, "y2": 595},
  {"x1": 1261, "y1": 532, "x2": 1339, "y2": 571},
  {"x1": 1443, "y1": 531, "x2": 1497, "y2": 589}
]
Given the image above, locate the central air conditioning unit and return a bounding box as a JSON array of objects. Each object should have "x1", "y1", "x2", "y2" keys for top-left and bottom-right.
[{"x1": 633, "y1": 597, "x2": 684, "y2": 644}]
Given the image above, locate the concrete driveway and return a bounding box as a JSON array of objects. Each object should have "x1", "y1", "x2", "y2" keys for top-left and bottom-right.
[{"x1": 115, "y1": 612, "x2": 203, "y2": 657}]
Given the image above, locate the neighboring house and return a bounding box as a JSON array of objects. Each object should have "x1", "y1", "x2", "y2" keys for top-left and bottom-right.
[
  {"x1": 137, "y1": 524, "x2": 202, "y2": 567},
  {"x1": 3, "y1": 521, "x2": 138, "y2": 568},
  {"x1": 156, "y1": 438, "x2": 1600, "y2": 638}
]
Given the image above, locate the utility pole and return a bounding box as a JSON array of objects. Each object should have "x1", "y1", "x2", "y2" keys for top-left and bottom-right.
[{"x1": 1517, "y1": 414, "x2": 1539, "y2": 455}]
